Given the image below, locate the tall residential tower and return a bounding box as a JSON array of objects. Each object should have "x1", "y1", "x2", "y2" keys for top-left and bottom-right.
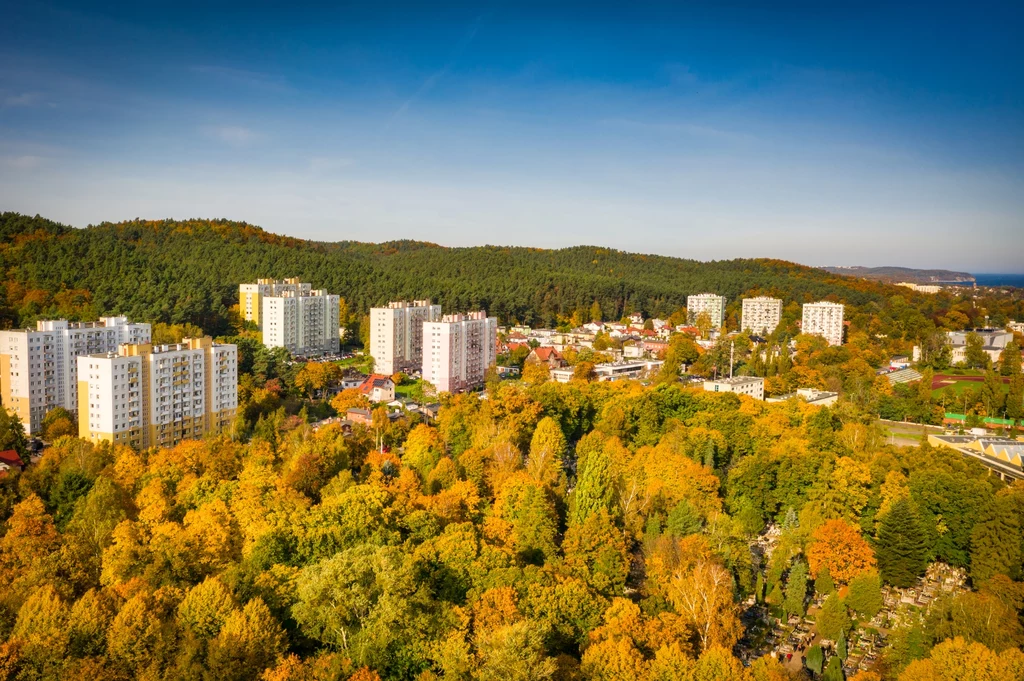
[
  {"x1": 1, "y1": 317, "x2": 151, "y2": 433},
  {"x1": 370, "y1": 300, "x2": 442, "y2": 375},
  {"x1": 741, "y1": 297, "x2": 783, "y2": 335},
  {"x1": 801, "y1": 301, "x2": 845, "y2": 346},
  {"x1": 422, "y1": 312, "x2": 498, "y2": 394}
]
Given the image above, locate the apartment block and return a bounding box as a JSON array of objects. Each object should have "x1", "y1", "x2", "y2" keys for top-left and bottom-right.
[
  {"x1": 801, "y1": 301, "x2": 845, "y2": 346},
  {"x1": 262, "y1": 289, "x2": 340, "y2": 357},
  {"x1": 703, "y1": 376, "x2": 765, "y2": 401},
  {"x1": 687, "y1": 293, "x2": 727, "y2": 329},
  {"x1": 77, "y1": 337, "x2": 237, "y2": 449},
  {"x1": 239, "y1": 278, "x2": 312, "y2": 326},
  {"x1": 741, "y1": 296, "x2": 783, "y2": 335},
  {"x1": 422, "y1": 312, "x2": 498, "y2": 394},
  {"x1": 0, "y1": 317, "x2": 151, "y2": 434},
  {"x1": 370, "y1": 300, "x2": 442, "y2": 375}
]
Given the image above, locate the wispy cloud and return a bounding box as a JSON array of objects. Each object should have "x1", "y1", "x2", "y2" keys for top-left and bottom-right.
[
  {"x1": 191, "y1": 65, "x2": 292, "y2": 93},
  {"x1": 202, "y1": 125, "x2": 260, "y2": 146},
  {"x1": 2, "y1": 91, "x2": 45, "y2": 108},
  {"x1": 389, "y1": 13, "x2": 488, "y2": 125},
  {"x1": 0, "y1": 155, "x2": 45, "y2": 169},
  {"x1": 308, "y1": 157, "x2": 355, "y2": 173},
  {"x1": 601, "y1": 118, "x2": 756, "y2": 144}
]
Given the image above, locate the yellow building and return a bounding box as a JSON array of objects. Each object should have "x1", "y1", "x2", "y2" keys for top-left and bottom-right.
[
  {"x1": 238, "y1": 278, "x2": 310, "y2": 326},
  {"x1": 77, "y1": 337, "x2": 237, "y2": 449}
]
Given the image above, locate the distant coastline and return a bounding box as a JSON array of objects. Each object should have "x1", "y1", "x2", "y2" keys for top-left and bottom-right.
[{"x1": 947, "y1": 273, "x2": 1024, "y2": 288}]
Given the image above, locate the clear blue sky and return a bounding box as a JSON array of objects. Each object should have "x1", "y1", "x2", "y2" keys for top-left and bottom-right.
[{"x1": 1, "y1": 1, "x2": 1022, "y2": 272}]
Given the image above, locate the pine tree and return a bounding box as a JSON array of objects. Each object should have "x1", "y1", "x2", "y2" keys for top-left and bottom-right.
[
  {"x1": 837, "y1": 630, "x2": 848, "y2": 660},
  {"x1": 702, "y1": 439, "x2": 716, "y2": 469},
  {"x1": 970, "y1": 497, "x2": 1023, "y2": 583},
  {"x1": 823, "y1": 654, "x2": 844, "y2": 681},
  {"x1": 805, "y1": 645, "x2": 824, "y2": 675},
  {"x1": 999, "y1": 339, "x2": 1022, "y2": 376},
  {"x1": 875, "y1": 498, "x2": 928, "y2": 588},
  {"x1": 665, "y1": 499, "x2": 702, "y2": 537},
  {"x1": 784, "y1": 561, "x2": 808, "y2": 618}
]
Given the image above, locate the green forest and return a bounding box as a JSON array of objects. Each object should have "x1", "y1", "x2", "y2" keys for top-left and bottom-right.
[{"x1": 2, "y1": 212, "x2": 907, "y2": 335}]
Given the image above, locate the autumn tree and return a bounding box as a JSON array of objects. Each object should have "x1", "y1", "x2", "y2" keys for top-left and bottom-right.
[{"x1": 806, "y1": 519, "x2": 876, "y2": 585}]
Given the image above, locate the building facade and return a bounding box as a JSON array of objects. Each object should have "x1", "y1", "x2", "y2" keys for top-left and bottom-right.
[
  {"x1": 262, "y1": 289, "x2": 340, "y2": 357},
  {"x1": 687, "y1": 294, "x2": 727, "y2": 329},
  {"x1": 239, "y1": 278, "x2": 311, "y2": 326},
  {"x1": 0, "y1": 317, "x2": 151, "y2": 434},
  {"x1": 422, "y1": 312, "x2": 498, "y2": 393},
  {"x1": 801, "y1": 301, "x2": 845, "y2": 346},
  {"x1": 741, "y1": 296, "x2": 783, "y2": 335},
  {"x1": 77, "y1": 337, "x2": 237, "y2": 449},
  {"x1": 703, "y1": 376, "x2": 765, "y2": 400},
  {"x1": 370, "y1": 300, "x2": 442, "y2": 375}
]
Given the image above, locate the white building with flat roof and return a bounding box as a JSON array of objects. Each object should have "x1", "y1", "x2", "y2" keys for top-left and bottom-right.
[
  {"x1": 0, "y1": 317, "x2": 151, "y2": 433},
  {"x1": 77, "y1": 337, "x2": 237, "y2": 449},
  {"x1": 239, "y1": 278, "x2": 312, "y2": 327},
  {"x1": 422, "y1": 312, "x2": 497, "y2": 394},
  {"x1": 687, "y1": 294, "x2": 727, "y2": 329},
  {"x1": 262, "y1": 289, "x2": 340, "y2": 357},
  {"x1": 741, "y1": 297, "x2": 783, "y2": 335},
  {"x1": 370, "y1": 300, "x2": 442, "y2": 375},
  {"x1": 801, "y1": 301, "x2": 845, "y2": 346},
  {"x1": 704, "y1": 376, "x2": 765, "y2": 400}
]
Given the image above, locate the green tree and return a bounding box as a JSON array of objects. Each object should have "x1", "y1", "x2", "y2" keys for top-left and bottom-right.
[
  {"x1": 805, "y1": 645, "x2": 824, "y2": 675},
  {"x1": 814, "y1": 566, "x2": 835, "y2": 597},
  {"x1": 568, "y1": 440, "x2": 618, "y2": 526},
  {"x1": 526, "y1": 416, "x2": 566, "y2": 488},
  {"x1": 0, "y1": 406, "x2": 29, "y2": 458},
  {"x1": 822, "y1": 654, "x2": 844, "y2": 681},
  {"x1": 846, "y1": 571, "x2": 883, "y2": 620},
  {"x1": 816, "y1": 593, "x2": 851, "y2": 642},
  {"x1": 784, "y1": 561, "x2": 808, "y2": 618},
  {"x1": 970, "y1": 496, "x2": 1023, "y2": 583},
  {"x1": 964, "y1": 332, "x2": 989, "y2": 369},
  {"x1": 999, "y1": 339, "x2": 1021, "y2": 376},
  {"x1": 876, "y1": 498, "x2": 928, "y2": 588},
  {"x1": 665, "y1": 499, "x2": 702, "y2": 537}
]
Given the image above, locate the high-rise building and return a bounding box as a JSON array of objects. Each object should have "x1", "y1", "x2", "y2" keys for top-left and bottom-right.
[
  {"x1": 422, "y1": 312, "x2": 498, "y2": 394},
  {"x1": 370, "y1": 300, "x2": 442, "y2": 375},
  {"x1": 239, "y1": 278, "x2": 313, "y2": 327},
  {"x1": 0, "y1": 317, "x2": 151, "y2": 434},
  {"x1": 741, "y1": 297, "x2": 783, "y2": 335},
  {"x1": 687, "y1": 294, "x2": 727, "y2": 328},
  {"x1": 801, "y1": 302, "x2": 845, "y2": 346},
  {"x1": 262, "y1": 289, "x2": 340, "y2": 357},
  {"x1": 77, "y1": 337, "x2": 237, "y2": 449}
]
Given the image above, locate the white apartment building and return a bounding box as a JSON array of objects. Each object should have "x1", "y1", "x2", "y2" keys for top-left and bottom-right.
[
  {"x1": 422, "y1": 312, "x2": 498, "y2": 394},
  {"x1": 0, "y1": 317, "x2": 151, "y2": 434},
  {"x1": 741, "y1": 297, "x2": 783, "y2": 335},
  {"x1": 801, "y1": 301, "x2": 845, "y2": 346},
  {"x1": 687, "y1": 294, "x2": 727, "y2": 329},
  {"x1": 239, "y1": 278, "x2": 312, "y2": 326},
  {"x1": 262, "y1": 289, "x2": 340, "y2": 357},
  {"x1": 704, "y1": 376, "x2": 765, "y2": 401},
  {"x1": 77, "y1": 337, "x2": 237, "y2": 449},
  {"x1": 370, "y1": 300, "x2": 442, "y2": 375}
]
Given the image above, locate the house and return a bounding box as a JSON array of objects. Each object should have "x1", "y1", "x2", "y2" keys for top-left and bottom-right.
[
  {"x1": 629, "y1": 312, "x2": 644, "y2": 325},
  {"x1": 526, "y1": 347, "x2": 567, "y2": 369},
  {"x1": 496, "y1": 365, "x2": 521, "y2": 377},
  {"x1": 0, "y1": 449, "x2": 25, "y2": 475},
  {"x1": 703, "y1": 376, "x2": 765, "y2": 401},
  {"x1": 359, "y1": 374, "x2": 397, "y2": 403},
  {"x1": 419, "y1": 403, "x2": 442, "y2": 420},
  {"x1": 346, "y1": 408, "x2": 372, "y2": 425},
  {"x1": 340, "y1": 371, "x2": 368, "y2": 390}
]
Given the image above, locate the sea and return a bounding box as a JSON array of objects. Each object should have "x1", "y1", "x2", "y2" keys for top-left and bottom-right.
[{"x1": 943, "y1": 273, "x2": 1024, "y2": 288}]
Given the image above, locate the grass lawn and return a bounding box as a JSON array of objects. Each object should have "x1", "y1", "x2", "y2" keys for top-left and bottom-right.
[
  {"x1": 395, "y1": 379, "x2": 429, "y2": 403},
  {"x1": 931, "y1": 380, "x2": 1009, "y2": 398},
  {"x1": 334, "y1": 355, "x2": 374, "y2": 373}
]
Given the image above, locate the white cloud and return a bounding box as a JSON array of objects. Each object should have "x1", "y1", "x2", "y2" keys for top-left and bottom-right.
[{"x1": 202, "y1": 125, "x2": 259, "y2": 146}]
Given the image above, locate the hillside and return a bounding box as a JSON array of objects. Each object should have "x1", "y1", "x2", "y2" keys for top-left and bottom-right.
[
  {"x1": 0, "y1": 212, "x2": 902, "y2": 336},
  {"x1": 821, "y1": 265, "x2": 975, "y2": 284}
]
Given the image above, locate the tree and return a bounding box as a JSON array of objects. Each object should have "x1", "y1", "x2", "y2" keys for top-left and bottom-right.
[
  {"x1": 573, "y1": 361, "x2": 596, "y2": 382},
  {"x1": 694, "y1": 311, "x2": 713, "y2": 338},
  {"x1": 562, "y1": 509, "x2": 629, "y2": 596},
  {"x1": 999, "y1": 339, "x2": 1021, "y2": 376},
  {"x1": 526, "y1": 416, "x2": 566, "y2": 488},
  {"x1": 206, "y1": 598, "x2": 286, "y2": 681},
  {"x1": 970, "y1": 496, "x2": 1023, "y2": 583},
  {"x1": 665, "y1": 559, "x2": 742, "y2": 653},
  {"x1": 807, "y1": 519, "x2": 876, "y2": 585},
  {"x1": 177, "y1": 576, "x2": 235, "y2": 639},
  {"x1": 816, "y1": 593, "x2": 851, "y2": 642},
  {"x1": 815, "y1": 566, "x2": 835, "y2": 596},
  {"x1": 897, "y1": 636, "x2": 1024, "y2": 681},
  {"x1": 569, "y1": 439, "x2": 618, "y2": 527},
  {"x1": 805, "y1": 645, "x2": 824, "y2": 675},
  {"x1": 876, "y1": 498, "x2": 928, "y2": 588},
  {"x1": 783, "y1": 561, "x2": 808, "y2": 618},
  {"x1": 475, "y1": 620, "x2": 557, "y2": 681},
  {"x1": 0, "y1": 406, "x2": 29, "y2": 458},
  {"x1": 823, "y1": 655, "x2": 844, "y2": 681},
  {"x1": 590, "y1": 301, "x2": 603, "y2": 323},
  {"x1": 964, "y1": 332, "x2": 989, "y2": 369},
  {"x1": 846, "y1": 571, "x2": 883, "y2": 620},
  {"x1": 42, "y1": 406, "x2": 76, "y2": 440}
]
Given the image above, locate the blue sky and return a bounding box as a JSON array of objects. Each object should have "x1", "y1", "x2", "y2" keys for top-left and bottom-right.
[{"x1": 1, "y1": 1, "x2": 1022, "y2": 272}]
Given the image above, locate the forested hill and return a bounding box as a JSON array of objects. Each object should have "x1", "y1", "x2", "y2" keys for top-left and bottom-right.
[{"x1": 0, "y1": 212, "x2": 899, "y2": 335}]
